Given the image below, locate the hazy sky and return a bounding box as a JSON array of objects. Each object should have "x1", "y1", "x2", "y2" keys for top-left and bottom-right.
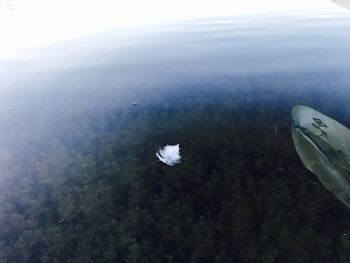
[{"x1": 0, "y1": 0, "x2": 339, "y2": 59}]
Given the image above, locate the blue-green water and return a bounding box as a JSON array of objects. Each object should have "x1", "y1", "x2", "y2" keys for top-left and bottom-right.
[{"x1": 1, "y1": 8, "x2": 350, "y2": 262}]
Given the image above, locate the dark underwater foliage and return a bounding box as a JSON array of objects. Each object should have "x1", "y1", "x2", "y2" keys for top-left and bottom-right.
[{"x1": 1, "y1": 87, "x2": 350, "y2": 262}]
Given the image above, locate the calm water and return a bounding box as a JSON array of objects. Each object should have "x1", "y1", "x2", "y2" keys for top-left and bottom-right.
[{"x1": 1, "y1": 8, "x2": 350, "y2": 262}]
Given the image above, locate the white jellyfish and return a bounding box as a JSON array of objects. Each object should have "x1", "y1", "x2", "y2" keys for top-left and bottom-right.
[{"x1": 156, "y1": 144, "x2": 181, "y2": 166}]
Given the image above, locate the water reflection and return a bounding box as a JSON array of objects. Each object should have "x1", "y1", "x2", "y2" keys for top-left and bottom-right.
[{"x1": 1, "y1": 9, "x2": 350, "y2": 149}]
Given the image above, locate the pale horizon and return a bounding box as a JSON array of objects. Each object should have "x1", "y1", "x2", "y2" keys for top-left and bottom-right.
[{"x1": 0, "y1": 0, "x2": 342, "y2": 59}]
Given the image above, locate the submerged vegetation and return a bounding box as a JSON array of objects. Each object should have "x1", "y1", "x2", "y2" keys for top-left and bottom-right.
[{"x1": 1, "y1": 86, "x2": 350, "y2": 262}]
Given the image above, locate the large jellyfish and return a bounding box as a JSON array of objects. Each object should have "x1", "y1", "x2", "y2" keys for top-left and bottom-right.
[{"x1": 292, "y1": 105, "x2": 350, "y2": 208}]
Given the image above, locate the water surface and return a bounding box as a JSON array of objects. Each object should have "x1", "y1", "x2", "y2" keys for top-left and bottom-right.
[{"x1": 1, "y1": 8, "x2": 350, "y2": 262}]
